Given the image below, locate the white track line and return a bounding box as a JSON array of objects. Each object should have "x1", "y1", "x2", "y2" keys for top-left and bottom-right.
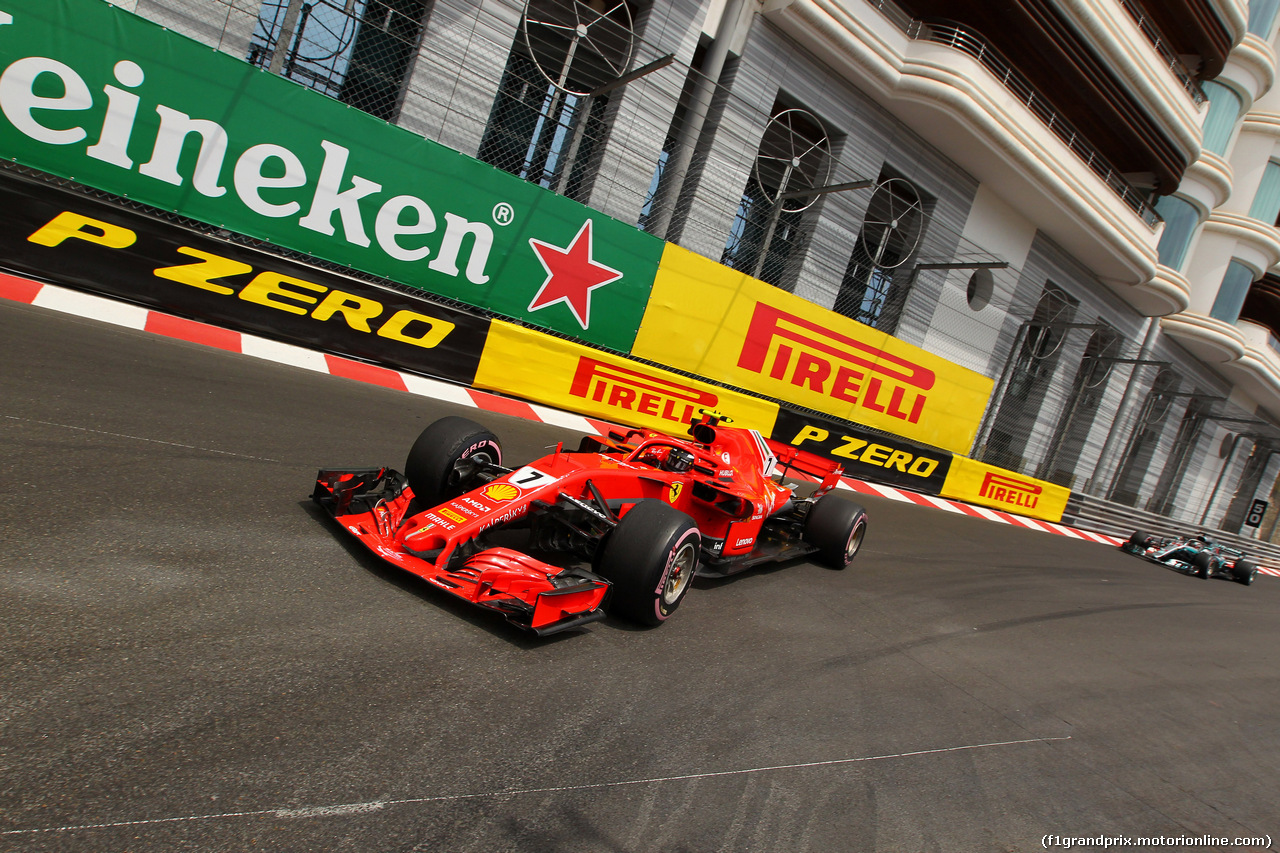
[{"x1": 1, "y1": 736, "x2": 1070, "y2": 837}]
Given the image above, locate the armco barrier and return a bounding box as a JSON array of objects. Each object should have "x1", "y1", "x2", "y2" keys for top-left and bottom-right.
[
  {"x1": 1063, "y1": 492, "x2": 1280, "y2": 563},
  {"x1": 631, "y1": 245, "x2": 994, "y2": 455},
  {"x1": 0, "y1": 0, "x2": 663, "y2": 352},
  {"x1": 0, "y1": 0, "x2": 999, "y2": 455},
  {"x1": 0, "y1": 169, "x2": 490, "y2": 386},
  {"x1": 472, "y1": 320, "x2": 781, "y2": 435},
  {"x1": 3, "y1": 160, "x2": 1072, "y2": 522}
]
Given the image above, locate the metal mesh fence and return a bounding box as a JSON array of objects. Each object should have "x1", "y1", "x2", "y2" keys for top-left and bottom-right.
[
  {"x1": 81, "y1": 0, "x2": 1280, "y2": 532},
  {"x1": 971, "y1": 298, "x2": 1280, "y2": 530},
  {"x1": 245, "y1": 0, "x2": 427, "y2": 120},
  {"x1": 127, "y1": 0, "x2": 1037, "y2": 344}
]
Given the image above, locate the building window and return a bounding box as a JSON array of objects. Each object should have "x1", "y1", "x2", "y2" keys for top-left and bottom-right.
[
  {"x1": 1153, "y1": 194, "x2": 1200, "y2": 270},
  {"x1": 1249, "y1": 0, "x2": 1280, "y2": 37},
  {"x1": 1108, "y1": 368, "x2": 1181, "y2": 506},
  {"x1": 477, "y1": 0, "x2": 637, "y2": 201},
  {"x1": 721, "y1": 102, "x2": 833, "y2": 288},
  {"x1": 247, "y1": 0, "x2": 428, "y2": 122},
  {"x1": 980, "y1": 285, "x2": 1078, "y2": 472},
  {"x1": 1201, "y1": 81, "x2": 1242, "y2": 156},
  {"x1": 1038, "y1": 322, "x2": 1122, "y2": 488},
  {"x1": 1250, "y1": 160, "x2": 1280, "y2": 225},
  {"x1": 1210, "y1": 260, "x2": 1255, "y2": 323},
  {"x1": 833, "y1": 172, "x2": 929, "y2": 332}
]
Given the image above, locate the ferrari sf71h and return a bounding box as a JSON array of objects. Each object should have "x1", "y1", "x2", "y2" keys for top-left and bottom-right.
[
  {"x1": 313, "y1": 413, "x2": 868, "y2": 635},
  {"x1": 1120, "y1": 530, "x2": 1259, "y2": 585}
]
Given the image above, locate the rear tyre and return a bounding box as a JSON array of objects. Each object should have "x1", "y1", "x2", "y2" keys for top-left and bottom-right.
[
  {"x1": 1191, "y1": 550, "x2": 1214, "y2": 579},
  {"x1": 404, "y1": 416, "x2": 501, "y2": 507},
  {"x1": 804, "y1": 495, "x2": 869, "y2": 569},
  {"x1": 597, "y1": 500, "x2": 700, "y2": 627},
  {"x1": 1234, "y1": 559, "x2": 1258, "y2": 585}
]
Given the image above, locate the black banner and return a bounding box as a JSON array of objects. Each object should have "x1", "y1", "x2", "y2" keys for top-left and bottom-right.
[
  {"x1": 0, "y1": 171, "x2": 490, "y2": 385},
  {"x1": 771, "y1": 407, "x2": 953, "y2": 493}
]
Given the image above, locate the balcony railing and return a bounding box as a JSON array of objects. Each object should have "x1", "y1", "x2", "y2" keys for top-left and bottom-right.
[
  {"x1": 865, "y1": 0, "x2": 1160, "y2": 228},
  {"x1": 1117, "y1": 0, "x2": 1208, "y2": 107}
]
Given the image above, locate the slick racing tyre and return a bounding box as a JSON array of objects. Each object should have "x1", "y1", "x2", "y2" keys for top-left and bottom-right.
[
  {"x1": 598, "y1": 500, "x2": 700, "y2": 627},
  {"x1": 1234, "y1": 558, "x2": 1259, "y2": 586},
  {"x1": 405, "y1": 417, "x2": 502, "y2": 507},
  {"x1": 803, "y1": 494, "x2": 869, "y2": 569},
  {"x1": 1127, "y1": 530, "x2": 1154, "y2": 549},
  {"x1": 1191, "y1": 550, "x2": 1215, "y2": 579}
]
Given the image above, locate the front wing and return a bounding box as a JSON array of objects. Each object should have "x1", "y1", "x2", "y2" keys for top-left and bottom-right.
[{"x1": 311, "y1": 468, "x2": 610, "y2": 635}]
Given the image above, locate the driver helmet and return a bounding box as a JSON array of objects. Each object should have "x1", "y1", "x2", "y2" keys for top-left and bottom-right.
[{"x1": 663, "y1": 448, "x2": 695, "y2": 473}]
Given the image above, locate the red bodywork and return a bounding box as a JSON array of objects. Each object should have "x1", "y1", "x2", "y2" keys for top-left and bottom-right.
[{"x1": 313, "y1": 421, "x2": 844, "y2": 635}]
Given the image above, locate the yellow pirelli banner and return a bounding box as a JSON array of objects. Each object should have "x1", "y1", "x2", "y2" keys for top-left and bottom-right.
[
  {"x1": 631, "y1": 245, "x2": 994, "y2": 455},
  {"x1": 941, "y1": 456, "x2": 1071, "y2": 522},
  {"x1": 474, "y1": 321, "x2": 780, "y2": 434}
]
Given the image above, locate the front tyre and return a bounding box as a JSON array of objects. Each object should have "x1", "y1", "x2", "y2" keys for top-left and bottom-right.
[
  {"x1": 404, "y1": 416, "x2": 502, "y2": 507},
  {"x1": 598, "y1": 500, "x2": 700, "y2": 627},
  {"x1": 804, "y1": 494, "x2": 869, "y2": 568},
  {"x1": 1191, "y1": 550, "x2": 1215, "y2": 579}
]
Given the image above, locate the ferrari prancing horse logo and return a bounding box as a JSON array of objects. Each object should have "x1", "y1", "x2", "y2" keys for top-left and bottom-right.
[{"x1": 667, "y1": 482, "x2": 683, "y2": 505}]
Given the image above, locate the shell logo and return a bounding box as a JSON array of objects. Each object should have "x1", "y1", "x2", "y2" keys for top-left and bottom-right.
[{"x1": 482, "y1": 483, "x2": 520, "y2": 502}]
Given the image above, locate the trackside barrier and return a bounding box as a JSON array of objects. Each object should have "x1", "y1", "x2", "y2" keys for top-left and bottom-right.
[
  {"x1": 1064, "y1": 492, "x2": 1280, "y2": 563},
  {"x1": 0, "y1": 169, "x2": 491, "y2": 385},
  {"x1": 631, "y1": 245, "x2": 995, "y2": 455},
  {"x1": 0, "y1": 2, "x2": 996, "y2": 455},
  {"x1": 2, "y1": 162, "x2": 1072, "y2": 522},
  {"x1": 0, "y1": 0, "x2": 663, "y2": 352}
]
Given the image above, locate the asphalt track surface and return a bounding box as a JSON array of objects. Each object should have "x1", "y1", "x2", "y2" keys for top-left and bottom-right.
[{"x1": 2, "y1": 297, "x2": 1278, "y2": 853}]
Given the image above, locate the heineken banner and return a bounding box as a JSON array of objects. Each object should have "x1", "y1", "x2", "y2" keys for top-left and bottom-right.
[
  {"x1": 0, "y1": 168, "x2": 491, "y2": 384},
  {"x1": 0, "y1": 0, "x2": 663, "y2": 352}
]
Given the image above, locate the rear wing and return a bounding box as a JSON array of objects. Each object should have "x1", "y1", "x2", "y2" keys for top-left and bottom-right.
[{"x1": 767, "y1": 441, "x2": 845, "y2": 495}]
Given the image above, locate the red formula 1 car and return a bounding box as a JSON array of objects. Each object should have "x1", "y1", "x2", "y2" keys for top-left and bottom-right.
[{"x1": 312, "y1": 413, "x2": 868, "y2": 635}]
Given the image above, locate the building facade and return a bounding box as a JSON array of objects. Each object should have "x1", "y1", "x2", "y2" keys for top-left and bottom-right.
[{"x1": 104, "y1": 0, "x2": 1280, "y2": 536}]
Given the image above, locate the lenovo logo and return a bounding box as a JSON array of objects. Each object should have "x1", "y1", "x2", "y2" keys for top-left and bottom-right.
[
  {"x1": 736, "y1": 303, "x2": 935, "y2": 424},
  {"x1": 979, "y1": 472, "x2": 1042, "y2": 509},
  {"x1": 570, "y1": 357, "x2": 717, "y2": 424}
]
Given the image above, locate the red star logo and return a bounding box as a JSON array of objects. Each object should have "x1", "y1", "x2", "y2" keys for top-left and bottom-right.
[{"x1": 527, "y1": 220, "x2": 623, "y2": 330}]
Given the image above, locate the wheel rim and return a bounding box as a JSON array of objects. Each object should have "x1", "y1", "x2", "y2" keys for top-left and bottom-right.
[
  {"x1": 449, "y1": 450, "x2": 495, "y2": 489},
  {"x1": 662, "y1": 541, "x2": 697, "y2": 606},
  {"x1": 844, "y1": 520, "x2": 865, "y2": 563}
]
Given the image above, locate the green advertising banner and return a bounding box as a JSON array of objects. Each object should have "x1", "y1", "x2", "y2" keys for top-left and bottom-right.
[{"x1": 0, "y1": 0, "x2": 663, "y2": 351}]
